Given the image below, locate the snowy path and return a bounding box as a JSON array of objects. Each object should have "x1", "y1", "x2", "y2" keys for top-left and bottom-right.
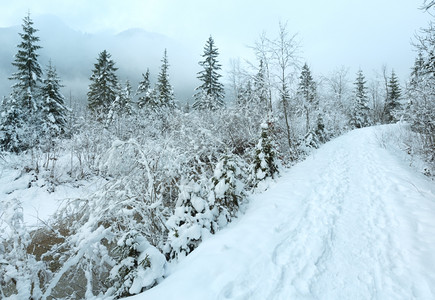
[{"x1": 134, "y1": 126, "x2": 435, "y2": 300}]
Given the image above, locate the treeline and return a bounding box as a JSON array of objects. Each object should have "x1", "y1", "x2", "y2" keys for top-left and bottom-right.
[{"x1": 0, "y1": 4, "x2": 434, "y2": 298}]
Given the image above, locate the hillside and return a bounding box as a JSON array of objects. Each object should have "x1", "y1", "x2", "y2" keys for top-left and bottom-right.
[{"x1": 133, "y1": 126, "x2": 435, "y2": 300}]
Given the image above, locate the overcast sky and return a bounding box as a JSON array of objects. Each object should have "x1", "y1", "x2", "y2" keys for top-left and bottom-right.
[{"x1": 0, "y1": 0, "x2": 432, "y2": 84}]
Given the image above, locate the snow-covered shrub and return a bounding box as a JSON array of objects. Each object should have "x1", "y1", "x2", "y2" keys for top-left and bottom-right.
[
  {"x1": 209, "y1": 153, "x2": 246, "y2": 225},
  {"x1": 108, "y1": 230, "x2": 165, "y2": 298},
  {"x1": 164, "y1": 180, "x2": 216, "y2": 260},
  {"x1": 0, "y1": 198, "x2": 48, "y2": 299}
]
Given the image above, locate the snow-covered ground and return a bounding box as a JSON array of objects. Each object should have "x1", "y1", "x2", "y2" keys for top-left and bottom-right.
[
  {"x1": 0, "y1": 155, "x2": 101, "y2": 236},
  {"x1": 133, "y1": 125, "x2": 435, "y2": 300}
]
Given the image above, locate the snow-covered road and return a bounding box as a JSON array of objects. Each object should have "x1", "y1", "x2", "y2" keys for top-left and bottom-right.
[{"x1": 134, "y1": 126, "x2": 435, "y2": 300}]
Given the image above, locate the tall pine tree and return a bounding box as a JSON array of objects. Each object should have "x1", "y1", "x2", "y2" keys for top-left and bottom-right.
[
  {"x1": 296, "y1": 63, "x2": 317, "y2": 133},
  {"x1": 1, "y1": 13, "x2": 43, "y2": 152},
  {"x1": 384, "y1": 70, "x2": 401, "y2": 123},
  {"x1": 156, "y1": 49, "x2": 175, "y2": 108},
  {"x1": 40, "y1": 61, "x2": 68, "y2": 137},
  {"x1": 10, "y1": 13, "x2": 43, "y2": 114},
  {"x1": 193, "y1": 36, "x2": 225, "y2": 110},
  {"x1": 136, "y1": 69, "x2": 154, "y2": 109},
  {"x1": 87, "y1": 50, "x2": 119, "y2": 116},
  {"x1": 350, "y1": 69, "x2": 371, "y2": 128},
  {"x1": 253, "y1": 59, "x2": 269, "y2": 110}
]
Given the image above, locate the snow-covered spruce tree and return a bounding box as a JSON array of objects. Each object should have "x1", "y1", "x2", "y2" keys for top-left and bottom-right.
[
  {"x1": 164, "y1": 179, "x2": 216, "y2": 260},
  {"x1": 296, "y1": 63, "x2": 317, "y2": 134},
  {"x1": 350, "y1": 69, "x2": 371, "y2": 128},
  {"x1": 209, "y1": 153, "x2": 245, "y2": 225},
  {"x1": 1, "y1": 13, "x2": 43, "y2": 152},
  {"x1": 156, "y1": 49, "x2": 175, "y2": 109},
  {"x1": 405, "y1": 18, "x2": 435, "y2": 166},
  {"x1": 108, "y1": 230, "x2": 166, "y2": 298},
  {"x1": 253, "y1": 59, "x2": 270, "y2": 111},
  {"x1": 302, "y1": 114, "x2": 327, "y2": 150},
  {"x1": 40, "y1": 61, "x2": 68, "y2": 137},
  {"x1": 252, "y1": 121, "x2": 279, "y2": 186},
  {"x1": 136, "y1": 69, "x2": 156, "y2": 109},
  {"x1": 193, "y1": 36, "x2": 225, "y2": 110},
  {"x1": 87, "y1": 50, "x2": 119, "y2": 117},
  {"x1": 410, "y1": 52, "x2": 425, "y2": 87},
  {"x1": 108, "y1": 80, "x2": 134, "y2": 120},
  {"x1": 384, "y1": 70, "x2": 401, "y2": 123},
  {"x1": 0, "y1": 95, "x2": 25, "y2": 153}
]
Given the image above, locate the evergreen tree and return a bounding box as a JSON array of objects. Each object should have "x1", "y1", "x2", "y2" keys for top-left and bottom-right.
[
  {"x1": 350, "y1": 69, "x2": 371, "y2": 128},
  {"x1": 136, "y1": 69, "x2": 153, "y2": 109},
  {"x1": 87, "y1": 50, "x2": 119, "y2": 116},
  {"x1": 156, "y1": 49, "x2": 175, "y2": 108},
  {"x1": 120, "y1": 80, "x2": 134, "y2": 115},
  {"x1": 164, "y1": 180, "x2": 216, "y2": 260},
  {"x1": 1, "y1": 13, "x2": 43, "y2": 152},
  {"x1": 40, "y1": 61, "x2": 68, "y2": 136},
  {"x1": 297, "y1": 63, "x2": 317, "y2": 105},
  {"x1": 107, "y1": 80, "x2": 134, "y2": 124},
  {"x1": 384, "y1": 70, "x2": 401, "y2": 123},
  {"x1": 193, "y1": 36, "x2": 225, "y2": 110},
  {"x1": 9, "y1": 13, "x2": 43, "y2": 114},
  {"x1": 296, "y1": 63, "x2": 317, "y2": 133},
  {"x1": 253, "y1": 59, "x2": 269, "y2": 110},
  {"x1": 210, "y1": 153, "x2": 245, "y2": 223},
  {"x1": 252, "y1": 121, "x2": 279, "y2": 186},
  {"x1": 0, "y1": 95, "x2": 24, "y2": 152},
  {"x1": 410, "y1": 52, "x2": 425, "y2": 87}
]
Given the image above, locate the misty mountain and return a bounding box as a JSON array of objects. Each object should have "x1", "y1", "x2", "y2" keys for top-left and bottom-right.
[{"x1": 0, "y1": 14, "x2": 199, "y2": 105}]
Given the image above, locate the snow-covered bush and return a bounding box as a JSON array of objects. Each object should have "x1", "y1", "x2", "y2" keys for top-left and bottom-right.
[
  {"x1": 0, "y1": 198, "x2": 48, "y2": 299},
  {"x1": 164, "y1": 180, "x2": 216, "y2": 260}
]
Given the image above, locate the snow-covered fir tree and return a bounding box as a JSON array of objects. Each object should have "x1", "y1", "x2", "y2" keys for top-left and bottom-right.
[
  {"x1": 136, "y1": 69, "x2": 154, "y2": 109},
  {"x1": 384, "y1": 70, "x2": 401, "y2": 123},
  {"x1": 297, "y1": 63, "x2": 317, "y2": 133},
  {"x1": 107, "y1": 80, "x2": 134, "y2": 124},
  {"x1": 10, "y1": 13, "x2": 43, "y2": 115},
  {"x1": 253, "y1": 59, "x2": 270, "y2": 110},
  {"x1": 116, "y1": 80, "x2": 134, "y2": 115},
  {"x1": 252, "y1": 121, "x2": 279, "y2": 186},
  {"x1": 405, "y1": 21, "x2": 435, "y2": 160},
  {"x1": 1, "y1": 13, "x2": 43, "y2": 152},
  {"x1": 156, "y1": 49, "x2": 175, "y2": 108},
  {"x1": 164, "y1": 180, "x2": 216, "y2": 260},
  {"x1": 210, "y1": 153, "x2": 245, "y2": 225},
  {"x1": 87, "y1": 50, "x2": 119, "y2": 116},
  {"x1": 410, "y1": 52, "x2": 425, "y2": 87},
  {"x1": 193, "y1": 36, "x2": 225, "y2": 110},
  {"x1": 0, "y1": 94, "x2": 25, "y2": 152},
  {"x1": 108, "y1": 230, "x2": 165, "y2": 298},
  {"x1": 350, "y1": 69, "x2": 371, "y2": 128},
  {"x1": 40, "y1": 61, "x2": 68, "y2": 137}
]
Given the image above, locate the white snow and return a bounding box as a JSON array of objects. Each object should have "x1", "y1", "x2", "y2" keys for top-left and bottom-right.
[
  {"x1": 132, "y1": 125, "x2": 435, "y2": 300},
  {"x1": 0, "y1": 155, "x2": 102, "y2": 237}
]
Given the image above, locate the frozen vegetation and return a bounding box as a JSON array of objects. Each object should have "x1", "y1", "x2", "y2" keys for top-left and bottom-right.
[{"x1": 1, "y1": 2, "x2": 435, "y2": 299}]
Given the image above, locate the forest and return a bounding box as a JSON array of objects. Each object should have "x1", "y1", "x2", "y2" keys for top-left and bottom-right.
[{"x1": 0, "y1": 1, "x2": 434, "y2": 299}]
